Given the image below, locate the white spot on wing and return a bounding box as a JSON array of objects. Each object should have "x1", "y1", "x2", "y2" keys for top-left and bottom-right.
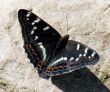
[
  {"x1": 51, "y1": 57, "x2": 67, "y2": 66},
  {"x1": 69, "y1": 70, "x2": 72, "y2": 72},
  {"x1": 28, "y1": 12, "x2": 31, "y2": 14},
  {"x1": 77, "y1": 44, "x2": 80, "y2": 50},
  {"x1": 38, "y1": 43, "x2": 46, "y2": 60},
  {"x1": 43, "y1": 26, "x2": 50, "y2": 31},
  {"x1": 39, "y1": 45, "x2": 44, "y2": 49},
  {"x1": 70, "y1": 57, "x2": 74, "y2": 61},
  {"x1": 26, "y1": 13, "x2": 30, "y2": 17},
  {"x1": 31, "y1": 30, "x2": 34, "y2": 34},
  {"x1": 63, "y1": 57, "x2": 67, "y2": 60},
  {"x1": 35, "y1": 36, "x2": 38, "y2": 40},
  {"x1": 34, "y1": 18, "x2": 40, "y2": 23},
  {"x1": 76, "y1": 58, "x2": 79, "y2": 61},
  {"x1": 53, "y1": 57, "x2": 63, "y2": 64},
  {"x1": 38, "y1": 42, "x2": 42, "y2": 45},
  {"x1": 27, "y1": 18, "x2": 29, "y2": 20},
  {"x1": 79, "y1": 54, "x2": 82, "y2": 57},
  {"x1": 88, "y1": 56, "x2": 91, "y2": 59},
  {"x1": 26, "y1": 12, "x2": 31, "y2": 17},
  {"x1": 33, "y1": 26, "x2": 37, "y2": 30},
  {"x1": 31, "y1": 27, "x2": 37, "y2": 35},
  {"x1": 85, "y1": 47, "x2": 88, "y2": 54},
  {"x1": 32, "y1": 22, "x2": 35, "y2": 25},
  {"x1": 91, "y1": 52, "x2": 96, "y2": 57},
  {"x1": 83, "y1": 53, "x2": 86, "y2": 57},
  {"x1": 31, "y1": 18, "x2": 40, "y2": 25}
]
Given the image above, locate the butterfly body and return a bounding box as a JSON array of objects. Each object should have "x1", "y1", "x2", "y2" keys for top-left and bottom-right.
[{"x1": 18, "y1": 9, "x2": 100, "y2": 78}]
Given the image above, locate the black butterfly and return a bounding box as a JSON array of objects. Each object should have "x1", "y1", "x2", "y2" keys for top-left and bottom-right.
[{"x1": 18, "y1": 9, "x2": 100, "y2": 78}]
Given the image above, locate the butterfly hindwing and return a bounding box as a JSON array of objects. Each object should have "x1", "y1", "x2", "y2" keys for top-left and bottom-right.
[{"x1": 46, "y1": 40, "x2": 100, "y2": 76}]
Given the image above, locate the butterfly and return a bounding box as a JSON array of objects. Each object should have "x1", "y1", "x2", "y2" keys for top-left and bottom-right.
[{"x1": 18, "y1": 9, "x2": 100, "y2": 78}]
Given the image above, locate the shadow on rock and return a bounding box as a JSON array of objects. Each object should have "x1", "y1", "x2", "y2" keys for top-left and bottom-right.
[{"x1": 51, "y1": 67, "x2": 110, "y2": 92}]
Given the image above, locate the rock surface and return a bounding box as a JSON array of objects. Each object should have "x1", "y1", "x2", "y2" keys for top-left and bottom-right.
[{"x1": 0, "y1": 0, "x2": 110, "y2": 92}]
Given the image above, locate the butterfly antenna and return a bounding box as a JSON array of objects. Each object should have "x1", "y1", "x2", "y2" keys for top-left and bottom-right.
[
  {"x1": 66, "y1": 14, "x2": 68, "y2": 34},
  {"x1": 58, "y1": 22, "x2": 62, "y2": 35},
  {"x1": 66, "y1": 14, "x2": 90, "y2": 36}
]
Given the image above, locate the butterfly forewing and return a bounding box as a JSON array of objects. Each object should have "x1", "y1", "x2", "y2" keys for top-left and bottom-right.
[
  {"x1": 18, "y1": 9, "x2": 61, "y2": 70},
  {"x1": 46, "y1": 40, "x2": 100, "y2": 76},
  {"x1": 18, "y1": 9, "x2": 61, "y2": 43}
]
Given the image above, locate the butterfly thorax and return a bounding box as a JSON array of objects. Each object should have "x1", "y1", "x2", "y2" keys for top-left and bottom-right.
[
  {"x1": 51, "y1": 35, "x2": 69, "y2": 58},
  {"x1": 55, "y1": 35, "x2": 69, "y2": 51}
]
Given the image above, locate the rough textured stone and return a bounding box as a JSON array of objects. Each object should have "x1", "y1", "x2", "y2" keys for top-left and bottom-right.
[{"x1": 0, "y1": 0, "x2": 110, "y2": 92}]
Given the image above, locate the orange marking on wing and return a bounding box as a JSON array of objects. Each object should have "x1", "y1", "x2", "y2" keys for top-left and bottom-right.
[
  {"x1": 53, "y1": 67, "x2": 57, "y2": 69},
  {"x1": 35, "y1": 53, "x2": 37, "y2": 56},
  {"x1": 46, "y1": 65, "x2": 68, "y2": 73},
  {"x1": 38, "y1": 64, "x2": 43, "y2": 68},
  {"x1": 36, "y1": 57, "x2": 40, "y2": 61},
  {"x1": 31, "y1": 48, "x2": 34, "y2": 52},
  {"x1": 39, "y1": 62, "x2": 43, "y2": 65},
  {"x1": 64, "y1": 65, "x2": 67, "y2": 68},
  {"x1": 51, "y1": 68, "x2": 54, "y2": 71},
  {"x1": 28, "y1": 45, "x2": 44, "y2": 67},
  {"x1": 28, "y1": 45, "x2": 32, "y2": 48},
  {"x1": 46, "y1": 68, "x2": 51, "y2": 72},
  {"x1": 59, "y1": 66, "x2": 63, "y2": 68}
]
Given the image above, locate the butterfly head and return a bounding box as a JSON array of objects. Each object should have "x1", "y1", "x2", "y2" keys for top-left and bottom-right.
[{"x1": 63, "y1": 35, "x2": 69, "y2": 40}]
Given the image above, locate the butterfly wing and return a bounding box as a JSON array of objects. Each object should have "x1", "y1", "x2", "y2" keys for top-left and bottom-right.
[
  {"x1": 46, "y1": 40, "x2": 100, "y2": 76},
  {"x1": 18, "y1": 9, "x2": 61, "y2": 70}
]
